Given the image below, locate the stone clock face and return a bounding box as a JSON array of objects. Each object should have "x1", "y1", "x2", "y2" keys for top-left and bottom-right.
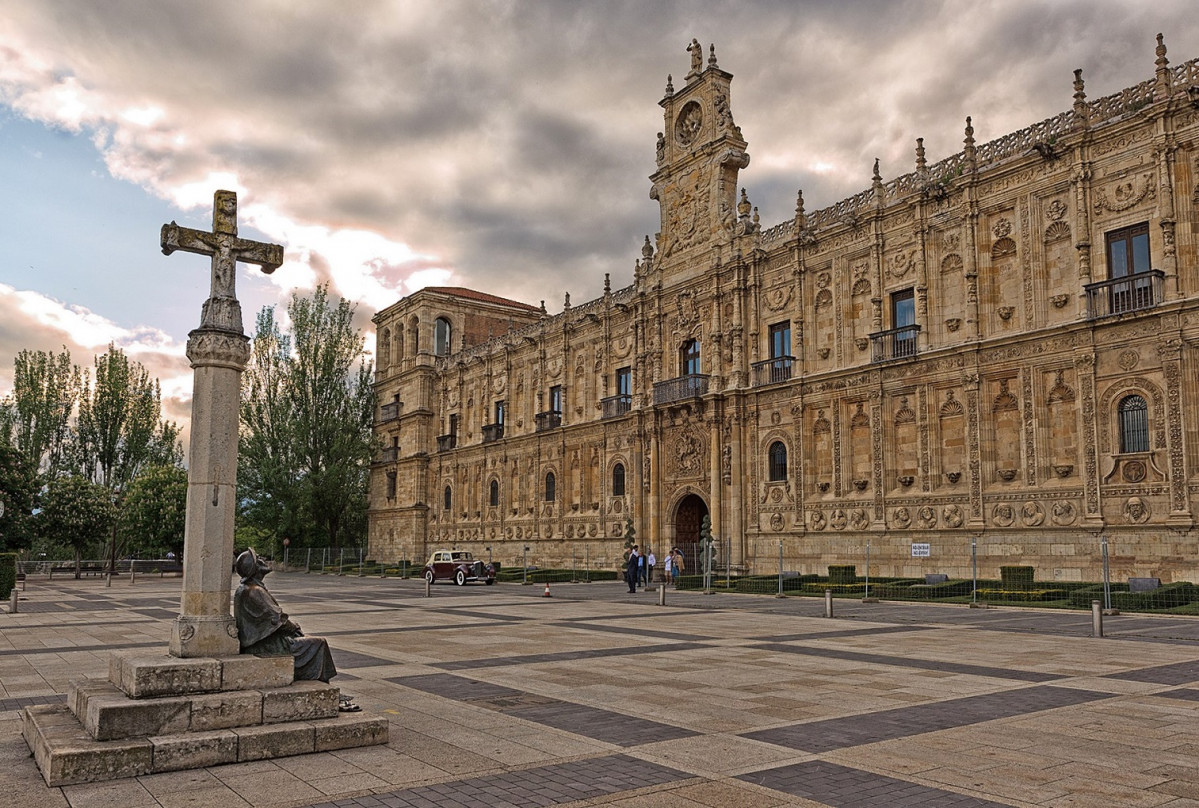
[{"x1": 675, "y1": 101, "x2": 703, "y2": 147}]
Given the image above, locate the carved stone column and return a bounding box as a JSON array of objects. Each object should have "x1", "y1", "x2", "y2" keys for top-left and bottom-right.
[
  {"x1": 1159, "y1": 335, "x2": 1193, "y2": 524},
  {"x1": 965, "y1": 371, "x2": 984, "y2": 527},
  {"x1": 1075, "y1": 352, "x2": 1103, "y2": 525},
  {"x1": 170, "y1": 329, "x2": 249, "y2": 658},
  {"x1": 870, "y1": 387, "x2": 886, "y2": 527},
  {"x1": 729, "y1": 407, "x2": 746, "y2": 567},
  {"x1": 708, "y1": 409, "x2": 723, "y2": 557},
  {"x1": 963, "y1": 203, "x2": 981, "y2": 339}
]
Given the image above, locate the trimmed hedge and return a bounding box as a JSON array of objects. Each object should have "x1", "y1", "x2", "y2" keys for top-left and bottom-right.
[
  {"x1": 828, "y1": 565, "x2": 857, "y2": 584},
  {"x1": 999, "y1": 566, "x2": 1035, "y2": 589},
  {"x1": 870, "y1": 579, "x2": 974, "y2": 599},
  {"x1": 1111, "y1": 581, "x2": 1199, "y2": 610},
  {"x1": 734, "y1": 574, "x2": 821, "y2": 594},
  {"x1": 974, "y1": 587, "x2": 1066, "y2": 602},
  {"x1": 0, "y1": 553, "x2": 15, "y2": 598}
]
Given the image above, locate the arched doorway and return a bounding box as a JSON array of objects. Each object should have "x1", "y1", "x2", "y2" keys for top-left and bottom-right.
[{"x1": 673, "y1": 494, "x2": 709, "y2": 574}]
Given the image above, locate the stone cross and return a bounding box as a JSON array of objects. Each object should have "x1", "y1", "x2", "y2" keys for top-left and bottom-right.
[
  {"x1": 160, "y1": 190, "x2": 284, "y2": 658},
  {"x1": 161, "y1": 190, "x2": 283, "y2": 333}
]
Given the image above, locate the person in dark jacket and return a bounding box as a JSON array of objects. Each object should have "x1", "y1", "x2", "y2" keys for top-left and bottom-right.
[{"x1": 625, "y1": 545, "x2": 640, "y2": 592}]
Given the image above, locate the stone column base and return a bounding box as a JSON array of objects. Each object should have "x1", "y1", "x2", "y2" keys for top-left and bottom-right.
[{"x1": 169, "y1": 615, "x2": 240, "y2": 658}]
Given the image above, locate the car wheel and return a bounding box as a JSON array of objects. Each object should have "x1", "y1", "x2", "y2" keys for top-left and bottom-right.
[
  {"x1": 485, "y1": 578, "x2": 494, "y2": 585},
  {"x1": 425, "y1": 570, "x2": 435, "y2": 585},
  {"x1": 455, "y1": 569, "x2": 466, "y2": 586}
]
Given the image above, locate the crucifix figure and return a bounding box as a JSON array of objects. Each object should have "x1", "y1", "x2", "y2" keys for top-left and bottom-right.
[
  {"x1": 162, "y1": 190, "x2": 283, "y2": 332},
  {"x1": 160, "y1": 190, "x2": 285, "y2": 658}
]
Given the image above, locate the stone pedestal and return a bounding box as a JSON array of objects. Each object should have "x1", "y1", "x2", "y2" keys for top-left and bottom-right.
[{"x1": 22, "y1": 653, "x2": 388, "y2": 787}]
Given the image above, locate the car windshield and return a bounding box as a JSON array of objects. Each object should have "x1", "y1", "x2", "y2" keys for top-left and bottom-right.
[{"x1": 451, "y1": 552, "x2": 473, "y2": 561}]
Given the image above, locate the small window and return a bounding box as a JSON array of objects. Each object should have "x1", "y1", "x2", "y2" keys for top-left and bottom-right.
[
  {"x1": 769, "y1": 322, "x2": 791, "y2": 359},
  {"x1": 612, "y1": 463, "x2": 626, "y2": 497},
  {"x1": 385, "y1": 470, "x2": 397, "y2": 499},
  {"x1": 616, "y1": 367, "x2": 632, "y2": 397},
  {"x1": 544, "y1": 472, "x2": 556, "y2": 502},
  {"x1": 443, "y1": 485, "x2": 452, "y2": 511},
  {"x1": 549, "y1": 385, "x2": 563, "y2": 414},
  {"x1": 494, "y1": 400, "x2": 506, "y2": 427},
  {"x1": 489, "y1": 479, "x2": 499, "y2": 507},
  {"x1": 768, "y1": 441, "x2": 788, "y2": 482},
  {"x1": 1107, "y1": 223, "x2": 1150, "y2": 279},
  {"x1": 434, "y1": 317, "x2": 453, "y2": 356},
  {"x1": 1118, "y1": 394, "x2": 1149, "y2": 453},
  {"x1": 681, "y1": 339, "x2": 701, "y2": 375},
  {"x1": 891, "y1": 289, "x2": 915, "y2": 328}
]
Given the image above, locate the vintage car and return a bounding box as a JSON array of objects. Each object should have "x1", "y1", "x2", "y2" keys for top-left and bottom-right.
[{"x1": 423, "y1": 550, "x2": 496, "y2": 586}]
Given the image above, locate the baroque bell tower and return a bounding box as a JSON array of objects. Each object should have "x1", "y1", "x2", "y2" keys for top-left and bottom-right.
[{"x1": 649, "y1": 40, "x2": 750, "y2": 277}]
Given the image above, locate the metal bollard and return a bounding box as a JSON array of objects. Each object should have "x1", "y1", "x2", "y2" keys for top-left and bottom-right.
[
  {"x1": 130, "y1": 564, "x2": 136, "y2": 584},
  {"x1": 425, "y1": 578, "x2": 431, "y2": 598},
  {"x1": 658, "y1": 583, "x2": 666, "y2": 606},
  {"x1": 825, "y1": 589, "x2": 834, "y2": 618},
  {"x1": 9, "y1": 589, "x2": 17, "y2": 614},
  {"x1": 1091, "y1": 599, "x2": 1103, "y2": 637},
  {"x1": 105, "y1": 572, "x2": 111, "y2": 587}
]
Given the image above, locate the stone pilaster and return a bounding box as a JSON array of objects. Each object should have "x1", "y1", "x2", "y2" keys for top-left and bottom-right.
[{"x1": 170, "y1": 328, "x2": 250, "y2": 659}]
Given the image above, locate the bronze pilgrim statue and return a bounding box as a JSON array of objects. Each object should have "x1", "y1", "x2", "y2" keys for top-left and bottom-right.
[{"x1": 233, "y1": 548, "x2": 359, "y2": 711}]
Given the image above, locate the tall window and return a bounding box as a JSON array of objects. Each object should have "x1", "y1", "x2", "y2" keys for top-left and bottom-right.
[
  {"x1": 1119, "y1": 395, "x2": 1149, "y2": 453},
  {"x1": 549, "y1": 385, "x2": 563, "y2": 414},
  {"x1": 769, "y1": 321, "x2": 791, "y2": 358},
  {"x1": 385, "y1": 470, "x2": 397, "y2": 499},
  {"x1": 616, "y1": 367, "x2": 632, "y2": 397},
  {"x1": 489, "y1": 479, "x2": 500, "y2": 507},
  {"x1": 494, "y1": 400, "x2": 506, "y2": 427},
  {"x1": 443, "y1": 485, "x2": 452, "y2": 511},
  {"x1": 1107, "y1": 223, "x2": 1150, "y2": 279},
  {"x1": 544, "y1": 472, "x2": 556, "y2": 502},
  {"x1": 434, "y1": 317, "x2": 452, "y2": 356},
  {"x1": 449, "y1": 413, "x2": 459, "y2": 438},
  {"x1": 681, "y1": 339, "x2": 701, "y2": 375},
  {"x1": 891, "y1": 288, "x2": 916, "y2": 358},
  {"x1": 612, "y1": 463, "x2": 626, "y2": 496},
  {"x1": 768, "y1": 441, "x2": 788, "y2": 482}
]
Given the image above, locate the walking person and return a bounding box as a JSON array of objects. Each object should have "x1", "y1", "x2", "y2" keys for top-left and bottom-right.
[
  {"x1": 663, "y1": 551, "x2": 673, "y2": 585},
  {"x1": 647, "y1": 549, "x2": 656, "y2": 584},
  {"x1": 625, "y1": 545, "x2": 640, "y2": 593},
  {"x1": 672, "y1": 547, "x2": 685, "y2": 587}
]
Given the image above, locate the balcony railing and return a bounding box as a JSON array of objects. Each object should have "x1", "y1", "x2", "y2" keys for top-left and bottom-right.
[
  {"x1": 751, "y1": 356, "x2": 794, "y2": 387},
  {"x1": 378, "y1": 446, "x2": 398, "y2": 463},
  {"x1": 1084, "y1": 270, "x2": 1164, "y2": 319},
  {"x1": 436, "y1": 434, "x2": 457, "y2": 452},
  {"x1": 535, "y1": 411, "x2": 562, "y2": 432},
  {"x1": 869, "y1": 325, "x2": 920, "y2": 363},
  {"x1": 378, "y1": 401, "x2": 400, "y2": 423},
  {"x1": 653, "y1": 374, "x2": 710, "y2": 405},
  {"x1": 481, "y1": 423, "x2": 504, "y2": 443},
  {"x1": 600, "y1": 394, "x2": 632, "y2": 419}
]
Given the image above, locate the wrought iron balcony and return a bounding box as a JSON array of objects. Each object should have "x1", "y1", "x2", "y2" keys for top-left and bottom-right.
[
  {"x1": 653, "y1": 374, "x2": 709, "y2": 405},
  {"x1": 535, "y1": 411, "x2": 562, "y2": 432},
  {"x1": 751, "y1": 356, "x2": 794, "y2": 387},
  {"x1": 436, "y1": 434, "x2": 457, "y2": 452},
  {"x1": 869, "y1": 325, "x2": 920, "y2": 362},
  {"x1": 1084, "y1": 270, "x2": 1164, "y2": 319},
  {"x1": 378, "y1": 446, "x2": 398, "y2": 463},
  {"x1": 600, "y1": 394, "x2": 632, "y2": 419},
  {"x1": 378, "y1": 401, "x2": 400, "y2": 423},
  {"x1": 481, "y1": 423, "x2": 504, "y2": 443}
]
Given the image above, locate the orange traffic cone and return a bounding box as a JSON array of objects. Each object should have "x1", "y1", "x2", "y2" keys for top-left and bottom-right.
[{"x1": 543, "y1": 582, "x2": 552, "y2": 598}]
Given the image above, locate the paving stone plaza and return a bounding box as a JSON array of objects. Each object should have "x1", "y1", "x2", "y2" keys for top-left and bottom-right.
[{"x1": 6, "y1": 574, "x2": 1199, "y2": 807}]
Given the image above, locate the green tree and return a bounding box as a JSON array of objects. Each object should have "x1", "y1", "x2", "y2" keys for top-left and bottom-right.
[
  {"x1": 39, "y1": 475, "x2": 114, "y2": 578},
  {"x1": 119, "y1": 464, "x2": 187, "y2": 559},
  {"x1": 0, "y1": 444, "x2": 39, "y2": 551},
  {"x1": 240, "y1": 284, "x2": 375, "y2": 549},
  {"x1": 4, "y1": 348, "x2": 81, "y2": 479}
]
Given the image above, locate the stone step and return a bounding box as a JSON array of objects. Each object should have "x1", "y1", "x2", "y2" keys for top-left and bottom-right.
[
  {"x1": 72, "y1": 678, "x2": 339, "y2": 741},
  {"x1": 23, "y1": 703, "x2": 389, "y2": 787},
  {"x1": 109, "y1": 653, "x2": 293, "y2": 698}
]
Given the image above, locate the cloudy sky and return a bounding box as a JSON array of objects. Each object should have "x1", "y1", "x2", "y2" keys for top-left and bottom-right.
[{"x1": 1, "y1": 0, "x2": 1196, "y2": 446}]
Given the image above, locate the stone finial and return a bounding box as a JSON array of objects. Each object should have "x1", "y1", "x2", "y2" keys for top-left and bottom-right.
[
  {"x1": 738, "y1": 187, "x2": 752, "y2": 218},
  {"x1": 871, "y1": 158, "x2": 885, "y2": 208},
  {"x1": 1155, "y1": 33, "x2": 1171, "y2": 100},
  {"x1": 708, "y1": 43, "x2": 718, "y2": 69},
  {"x1": 915, "y1": 138, "x2": 927, "y2": 175},
  {"x1": 604, "y1": 273, "x2": 611, "y2": 294},
  {"x1": 540, "y1": 300, "x2": 547, "y2": 313},
  {"x1": 665, "y1": 74, "x2": 674, "y2": 96},
  {"x1": 642, "y1": 234, "x2": 654, "y2": 260},
  {"x1": 963, "y1": 116, "x2": 976, "y2": 171},
  {"x1": 752, "y1": 206, "x2": 760, "y2": 230},
  {"x1": 634, "y1": 258, "x2": 641, "y2": 282},
  {"x1": 1073, "y1": 68, "x2": 1087, "y2": 118},
  {"x1": 795, "y1": 190, "x2": 806, "y2": 224},
  {"x1": 564, "y1": 292, "x2": 571, "y2": 310}
]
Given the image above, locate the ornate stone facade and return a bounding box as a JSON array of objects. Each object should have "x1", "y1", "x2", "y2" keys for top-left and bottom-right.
[{"x1": 370, "y1": 37, "x2": 1199, "y2": 582}]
